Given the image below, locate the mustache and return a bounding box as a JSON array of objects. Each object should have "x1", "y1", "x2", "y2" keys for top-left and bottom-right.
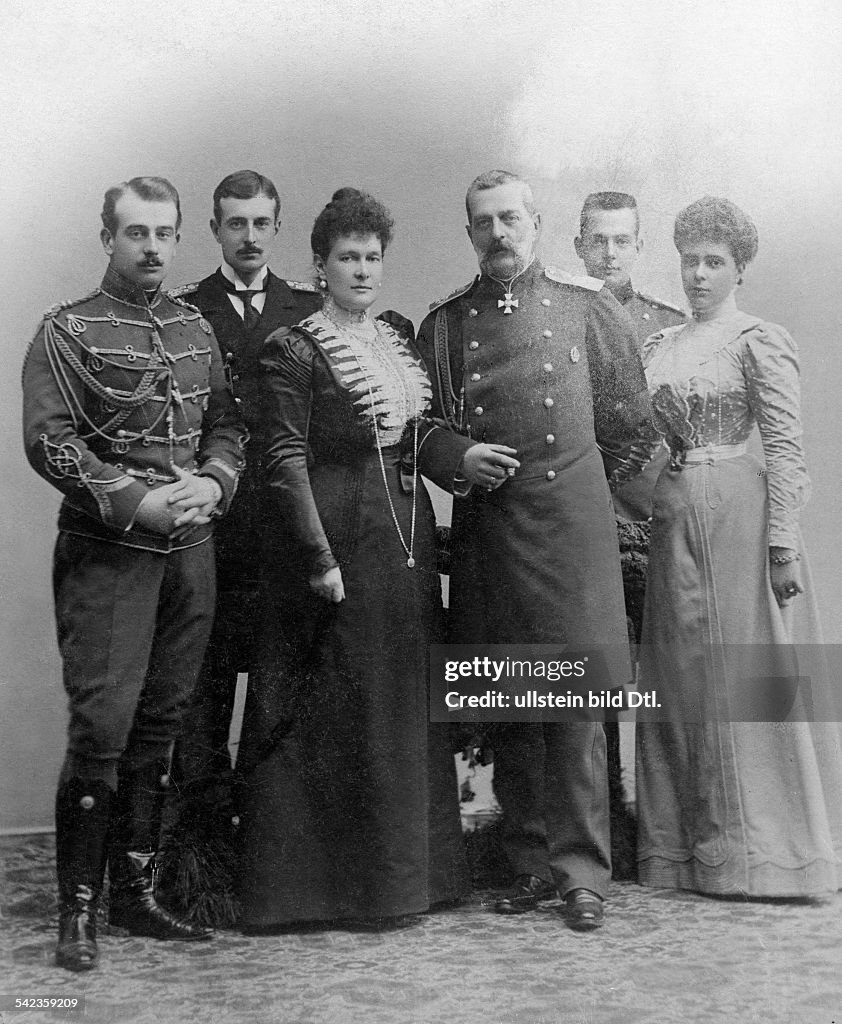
[
  {"x1": 139, "y1": 258, "x2": 164, "y2": 268},
  {"x1": 237, "y1": 246, "x2": 262, "y2": 255}
]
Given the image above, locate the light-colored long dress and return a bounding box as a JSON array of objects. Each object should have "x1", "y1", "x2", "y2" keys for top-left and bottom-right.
[{"x1": 636, "y1": 295, "x2": 842, "y2": 896}]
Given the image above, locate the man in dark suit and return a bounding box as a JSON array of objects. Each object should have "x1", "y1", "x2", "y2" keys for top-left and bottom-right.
[{"x1": 171, "y1": 170, "x2": 320, "y2": 795}]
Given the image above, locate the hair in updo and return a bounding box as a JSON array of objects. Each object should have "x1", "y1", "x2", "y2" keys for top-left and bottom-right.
[
  {"x1": 310, "y1": 188, "x2": 395, "y2": 261},
  {"x1": 673, "y1": 196, "x2": 759, "y2": 270}
]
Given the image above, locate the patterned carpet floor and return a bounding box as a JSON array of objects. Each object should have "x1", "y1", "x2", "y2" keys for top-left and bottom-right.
[{"x1": 2, "y1": 834, "x2": 840, "y2": 1024}]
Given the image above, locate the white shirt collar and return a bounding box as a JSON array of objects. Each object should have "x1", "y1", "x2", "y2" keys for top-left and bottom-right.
[{"x1": 220, "y1": 262, "x2": 269, "y2": 291}]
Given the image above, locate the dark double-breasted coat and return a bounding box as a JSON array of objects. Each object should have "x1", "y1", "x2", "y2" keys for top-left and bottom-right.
[{"x1": 416, "y1": 259, "x2": 650, "y2": 895}]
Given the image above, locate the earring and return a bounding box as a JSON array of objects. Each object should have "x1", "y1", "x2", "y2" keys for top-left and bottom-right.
[{"x1": 318, "y1": 278, "x2": 327, "y2": 290}]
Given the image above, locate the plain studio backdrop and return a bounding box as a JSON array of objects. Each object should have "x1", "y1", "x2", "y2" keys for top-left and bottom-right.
[{"x1": 1, "y1": 0, "x2": 840, "y2": 830}]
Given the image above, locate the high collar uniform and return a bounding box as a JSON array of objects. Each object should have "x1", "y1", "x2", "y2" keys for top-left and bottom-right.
[
  {"x1": 416, "y1": 259, "x2": 650, "y2": 898},
  {"x1": 22, "y1": 265, "x2": 248, "y2": 959},
  {"x1": 23, "y1": 266, "x2": 246, "y2": 552}
]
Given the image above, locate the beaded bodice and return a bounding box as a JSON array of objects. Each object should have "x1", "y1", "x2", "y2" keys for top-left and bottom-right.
[{"x1": 642, "y1": 302, "x2": 811, "y2": 547}]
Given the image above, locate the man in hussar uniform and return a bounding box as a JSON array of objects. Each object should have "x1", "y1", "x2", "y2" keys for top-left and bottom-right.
[
  {"x1": 574, "y1": 191, "x2": 685, "y2": 523},
  {"x1": 416, "y1": 170, "x2": 651, "y2": 931},
  {"x1": 171, "y1": 170, "x2": 320, "y2": 796},
  {"x1": 22, "y1": 176, "x2": 246, "y2": 970}
]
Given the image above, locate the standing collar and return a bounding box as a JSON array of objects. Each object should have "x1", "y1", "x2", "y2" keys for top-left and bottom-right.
[
  {"x1": 481, "y1": 256, "x2": 543, "y2": 292},
  {"x1": 611, "y1": 279, "x2": 635, "y2": 305},
  {"x1": 100, "y1": 265, "x2": 163, "y2": 309}
]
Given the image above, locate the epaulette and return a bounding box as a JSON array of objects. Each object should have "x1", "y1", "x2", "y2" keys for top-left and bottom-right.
[
  {"x1": 544, "y1": 266, "x2": 604, "y2": 292},
  {"x1": 167, "y1": 282, "x2": 201, "y2": 299},
  {"x1": 285, "y1": 279, "x2": 319, "y2": 293},
  {"x1": 41, "y1": 288, "x2": 102, "y2": 320},
  {"x1": 429, "y1": 278, "x2": 478, "y2": 312},
  {"x1": 635, "y1": 290, "x2": 685, "y2": 317}
]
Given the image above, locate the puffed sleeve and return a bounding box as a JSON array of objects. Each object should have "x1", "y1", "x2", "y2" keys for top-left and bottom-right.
[
  {"x1": 260, "y1": 328, "x2": 339, "y2": 577},
  {"x1": 743, "y1": 322, "x2": 812, "y2": 549}
]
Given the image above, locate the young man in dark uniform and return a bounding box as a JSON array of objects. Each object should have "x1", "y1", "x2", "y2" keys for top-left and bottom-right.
[
  {"x1": 22, "y1": 176, "x2": 246, "y2": 970},
  {"x1": 574, "y1": 191, "x2": 685, "y2": 521},
  {"x1": 575, "y1": 193, "x2": 687, "y2": 864},
  {"x1": 171, "y1": 171, "x2": 320, "y2": 795}
]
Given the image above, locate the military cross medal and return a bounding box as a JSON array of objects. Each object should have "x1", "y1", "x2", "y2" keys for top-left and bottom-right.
[{"x1": 498, "y1": 289, "x2": 519, "y2": 314}]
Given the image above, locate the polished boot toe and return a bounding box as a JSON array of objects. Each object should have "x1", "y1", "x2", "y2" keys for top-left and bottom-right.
[
  {"x1": 494, "y1": 874, "x2": 556, "y2": 915},
  {"x1": 109, "y1": 852, "x2": 213, "y2": 941},
  {"x1": 56, "y1": 888, "x2": 98, "y2": 971},
  {"x1": 562, "y1": 888, "x2": 605, "y2": 931}
]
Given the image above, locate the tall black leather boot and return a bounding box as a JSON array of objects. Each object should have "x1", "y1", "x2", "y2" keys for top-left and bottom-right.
[
  {"x1": 55, "y1": 778, "x2": 113, "y2": 971},
  {"x1": 108, "y1": 761, "x2": 212, "y2": 941}
]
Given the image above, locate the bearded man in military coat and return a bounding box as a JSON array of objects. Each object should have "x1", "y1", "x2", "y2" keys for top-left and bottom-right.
[{"x1": 416, "y1": 170, "x2": 651, "y2": 931}]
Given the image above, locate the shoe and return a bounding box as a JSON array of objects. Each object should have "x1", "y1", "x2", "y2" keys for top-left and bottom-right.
[
  {"x1": 108, "y1": 851, "x2": 213, "y2": 941},
  {"x1": 108, "y1": 761, "x2": 212, "y2": 941},
  {"x1": 56, "y1": 885, "x2": 99, "y2": 972},
  {"x1": 562, "y1": 888, "x2": 605, "y2": 931},
  {"x1": 55, "y1": 778, "x2": 113, "y2": 972},
  {"x1": 494, "y1": 875, "x2": 556, "y2": 914}
]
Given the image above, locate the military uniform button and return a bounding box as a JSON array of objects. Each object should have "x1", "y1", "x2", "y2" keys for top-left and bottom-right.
[
  {"x1": 542, "y1": 329, "x2": 553, "y2": 338},
  {"x1": 469, "y1": 341, "x2": 479, "y2": 350},
  {"x1": 543, "y1": 397, "x2": 554, "y2": 408},
  {"x1": 468, "y1": 308, "x2": 478, "y2": 317},
  {"x1": 117, "y1": 429, "x2": 127, "y2": 437},
  {"x1": 546, "y1": 470, "x2": 556, "y2": 481},
  {"x1": 541, "y1": 298, "x2": 551, "y2": 307},
  {"x1": 543, "y1": 362, "x2": 553, "y2": 373},
  {"x1": 546, "y1": 433, "x2": 555, "y2": 444},
  {"x1": 474, "y1": 406, "x2": 484, "y2": 415},
  {"x1": 470, "y1": 373, "x2": 481, "y2": 382},
  {"x1": 79, "y1": 795, "x2": 95, "y2": 810},
  {"x1": 643, "y1": 312, "x2": 650, "y2": 321}
]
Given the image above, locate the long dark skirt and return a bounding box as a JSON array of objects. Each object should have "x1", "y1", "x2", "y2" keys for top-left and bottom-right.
[{"x1": 236, "y1": 449, "x2": 469, "y2": 927}]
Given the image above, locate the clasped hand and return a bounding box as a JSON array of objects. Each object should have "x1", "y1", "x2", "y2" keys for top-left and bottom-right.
[
  {"x1": 461, "y1": 443, "x2": 520, "y2": 491},
  {"x1": 133, "y1": 466, "x2": 222, "y2": 538}
]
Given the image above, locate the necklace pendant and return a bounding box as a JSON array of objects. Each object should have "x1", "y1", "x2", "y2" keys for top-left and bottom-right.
[
  {"x1": 498, "y1": 291, "x2": 519, "y2": 314},
  {"x1": 406, "y1": 556, "x2": 415, "y2": 568}
]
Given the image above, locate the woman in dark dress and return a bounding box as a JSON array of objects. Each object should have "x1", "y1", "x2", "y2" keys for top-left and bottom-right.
[{"x1": 235, "y1": 188, "x2": 470, "y2": 929}]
